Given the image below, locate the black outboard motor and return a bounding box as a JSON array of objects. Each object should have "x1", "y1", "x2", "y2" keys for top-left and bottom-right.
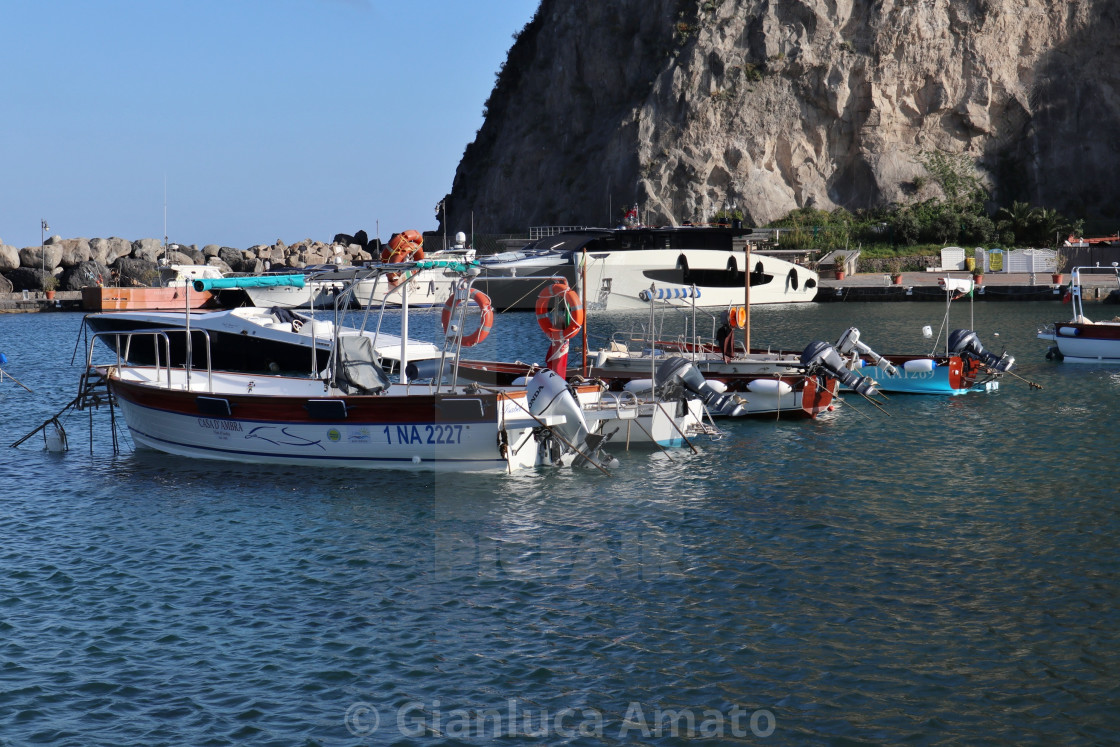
[
  {"x1": 948, "y1": 329, "x2": 1015, "y2": 373},
  {"x1": 800, "y1": 341, "x2": 878, "y2": 397},
  {"x1": 654, "y1": 356, "x2": 745, "y2": 417}
]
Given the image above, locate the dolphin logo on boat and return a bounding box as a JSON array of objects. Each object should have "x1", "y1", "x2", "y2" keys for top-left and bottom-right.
[{"x1": 245, "y1": 425, "x2": 325, "y2": 449}]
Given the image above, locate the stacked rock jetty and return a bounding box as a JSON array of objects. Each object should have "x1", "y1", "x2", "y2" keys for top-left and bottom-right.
[{"x1": 0, "y1": 235, "x2": 376, "y2": 293}]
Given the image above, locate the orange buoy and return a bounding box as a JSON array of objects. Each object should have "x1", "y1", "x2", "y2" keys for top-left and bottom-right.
[
  {"x1": 441, "y1": 288, "x2": 494, "y2": 347},
  {"x1": 535, "y1": 282, "x2": 584, "y2": 341}
]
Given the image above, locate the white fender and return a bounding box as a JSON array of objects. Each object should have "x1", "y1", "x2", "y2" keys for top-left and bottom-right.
[
  {"x1": 902, "y1": 358, "x2": 936, "y2": 373},
  {"x1": 705, "y1": 379, "x2": 728, "y2": 393},
  {"x1": 746, "y1": 379, "x2": 793, "y2": 396}
]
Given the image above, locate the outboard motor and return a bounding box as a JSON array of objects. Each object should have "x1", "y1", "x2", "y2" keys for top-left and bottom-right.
[
  {"x1": 525, "y1": 369, "x2": 617, "y2": 468},
  {"x1": 948, "y1": 329, "x2": 1015, "y2": 373},
  {"x1": 654, "y1": 356, "x2": 745, "y2": 417},
  {"x1": 800, "y1": 341, "x2": 878, "y2": 397},
  {"x1": 835, "y1": 327, "x2": 898, "y2": 376}
]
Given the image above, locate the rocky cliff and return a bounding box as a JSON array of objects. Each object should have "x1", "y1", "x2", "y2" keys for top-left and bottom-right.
[{"x1": 443, "y1": 0, "x2": 1118, "y2": 232}]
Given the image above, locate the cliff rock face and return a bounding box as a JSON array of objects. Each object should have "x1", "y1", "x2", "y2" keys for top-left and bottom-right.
[{"x1": 444, "y1": 0, "x2": 1118, "y2": 232}]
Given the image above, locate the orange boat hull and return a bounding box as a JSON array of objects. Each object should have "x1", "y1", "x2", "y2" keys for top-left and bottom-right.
[{"x1": 81, "y1": 286, "x2": 214, "y2": 311}]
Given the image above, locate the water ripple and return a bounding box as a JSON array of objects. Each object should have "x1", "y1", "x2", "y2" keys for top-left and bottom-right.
[{"x1": 1, "y1": 306, "x2": 1119, "y2": 744}]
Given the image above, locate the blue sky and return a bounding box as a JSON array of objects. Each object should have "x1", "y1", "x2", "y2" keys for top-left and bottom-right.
[{"x1": 1, "y1": 0, "x2": 540, "y2": 250}]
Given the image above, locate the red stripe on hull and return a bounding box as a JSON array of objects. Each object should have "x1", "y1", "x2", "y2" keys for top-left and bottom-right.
[{"x1": 108, "y1": 377, "x2": 507, "y2": 424}]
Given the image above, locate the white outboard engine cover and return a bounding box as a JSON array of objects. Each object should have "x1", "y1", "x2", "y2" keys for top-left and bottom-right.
[
  {"x1": 835, "y1": 326, "x2": 897, "y2": 376},
  {"x1": 948, "y1": 329, "x2": 1015, "y2": 373},
  {"x1": 654, "y1": 356, "x2": 745, "y2": 416},
  {"x1": 526, "y1": 369, "x2": 590, "y2": 451},
  {"x1": 800, "y1": 341, "x2": 878, "y2": 397}
]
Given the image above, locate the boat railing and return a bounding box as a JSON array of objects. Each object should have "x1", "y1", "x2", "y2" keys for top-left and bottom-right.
[
  {"x1": 1067, "y1": 265, "x2": 1120, "y2": 321},
  {"x1": 605, "y1": 327, "x2": 747, "y2": 360},
  {"x1": 86, "y1": 328, "x2": 215, "y2": 393}
]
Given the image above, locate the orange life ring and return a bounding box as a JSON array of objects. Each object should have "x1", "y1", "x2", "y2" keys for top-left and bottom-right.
[
  {"x1": 441, "y1": 288, "x2": 494, "y2": 347},
  {"x1": 535, "y1": 282, "x2": 584, "y2": 341},
  {"x1": 380, "y1": 230, "x2": 425, "y2": 285}
]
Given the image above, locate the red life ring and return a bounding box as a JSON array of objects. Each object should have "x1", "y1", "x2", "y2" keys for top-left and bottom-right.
[
  {"x1": 535, "y1": 282, "x2": 585, "y2": 341},
  {"x1": 441, "y1": 288, "x2": 494, "y2": 347},
  {"x1": 381, "y1": 230, "x2": 426, "y2": 286}
]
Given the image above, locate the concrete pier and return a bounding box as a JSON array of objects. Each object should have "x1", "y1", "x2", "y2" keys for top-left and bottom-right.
[
  {"x1": 0, "y1": 291, "x2": 83, "y2": 313},
  {"x1": 814, "y1": 271, "x2": 1117, "y2": 302}
]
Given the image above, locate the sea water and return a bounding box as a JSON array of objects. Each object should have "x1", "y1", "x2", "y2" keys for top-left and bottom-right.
[{"x1": 1, "y1": 301, "x2": 1118, "y2": 745}]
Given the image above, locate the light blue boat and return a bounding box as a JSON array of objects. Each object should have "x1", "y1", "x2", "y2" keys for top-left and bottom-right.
[{"x1": 852, "y1": 353, "x2": 1000, "y2": 395}]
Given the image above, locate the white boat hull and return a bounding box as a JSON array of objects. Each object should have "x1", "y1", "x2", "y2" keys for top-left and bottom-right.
[
  {"x1": 1039, "y1": 324, "x2": 1120, "y2": 363},
  {"x1": 352, "y1": 271, "x2": 460, "y2": 308},
  {"x1": 478, "y1": 246, "x2": 818, "y2": 311},
  {"x1": 102, "y1": 366, "x2": 702, "y2": 472}
]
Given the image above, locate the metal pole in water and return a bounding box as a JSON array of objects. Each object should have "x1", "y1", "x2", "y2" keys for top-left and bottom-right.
[
  {"x1": 399, "y1": 272, "x2": 409, "y2": 385},
  {"x1": 581, "y1": 248, "x2": 588, "y2": 377},
  {"x1": 744, "y1": 241, "x2": 751, "y2": 354}
]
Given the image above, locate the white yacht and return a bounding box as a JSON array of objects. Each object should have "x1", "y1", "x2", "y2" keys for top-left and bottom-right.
[
  {"x1": 475, "y1": 226, "x2": 819, "y2": 311},
  {"x1": 351, "y1": 233, "x2": 477, "y2": 308}
]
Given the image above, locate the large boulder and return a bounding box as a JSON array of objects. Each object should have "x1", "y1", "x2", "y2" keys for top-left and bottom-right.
[
  {"x1": 89, "y1": 237, "x2": 133, "y2": 265},
  {"x1": 111, "y1": 257, "x2": 160, "y2": 287},
  {"x1": 205, "y1": 257, "x2": 233, "y2": 274},
  {"x1": 57, "y1": 238, "x2": 92, "y2": 268},
  {"x1": 0, "y1": 243, "x2": 18, "y2": 271},
  {"x1": 131, "y1": 238, "x2": 164, "y2": 263},
  {"x1": 0, "y1": 273, "x2": 12, "y2": 293},
  {"x1": 165, "y1": 250, "x2": 199, "y2": 266},
  {"x1": 260, "y1": 244, "x2": 288, "y2": 264},
  {"x1": 180, "y1": 246, "x2": 206, "y2": 264},
  {"x1": 202, "y1": 244, "x2": 222, "y2": 258},
  {"x1": 59, "y1": 260, "x2": 112, "y2": 291},
  {"x1": 19, "y1": 244, "x2": 64, "y2": 271},
  {"x1": 217, "y1": 246, "x2": 244, "y2": 269},
  {"x1": 5, "y1": 268, "x2": 55, "y2": 292}
]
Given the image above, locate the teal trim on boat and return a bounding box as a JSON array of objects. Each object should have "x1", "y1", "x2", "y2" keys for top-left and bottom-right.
[
  {"x1": 192, "y1": 275, "x2": 307, "y2": 292},
  {"x1": 853, "y1": 359, "x2": 997, "y2": 395},
  {"x1": 412, "y1": 260, "x2": 478, "y2": 272}
]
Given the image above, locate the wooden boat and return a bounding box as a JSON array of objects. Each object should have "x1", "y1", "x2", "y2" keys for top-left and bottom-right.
[
  {"x1": 82, "y1": 267, "x2": 709, "y2": 472},
  {"x1": 1039, "y1": 266, "x2": 1120, "y2": 363}
]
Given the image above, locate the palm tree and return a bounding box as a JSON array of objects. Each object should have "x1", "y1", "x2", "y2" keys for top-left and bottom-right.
[
  {"x1": 995, "y1": 201, "x2": 1037, "y2": 246},
  {"x1": 1031, "y1": 207, "x2": 1066, "y2": 247}
]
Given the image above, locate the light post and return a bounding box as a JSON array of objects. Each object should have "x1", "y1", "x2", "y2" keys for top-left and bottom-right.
[{"x1": 41, "y1": 219, "x2": 49, "y2": 275}]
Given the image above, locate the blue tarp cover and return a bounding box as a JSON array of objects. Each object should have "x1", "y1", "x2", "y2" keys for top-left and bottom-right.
[{"x1": 193, "y1": 274, "x2": 307, "y2": 292}]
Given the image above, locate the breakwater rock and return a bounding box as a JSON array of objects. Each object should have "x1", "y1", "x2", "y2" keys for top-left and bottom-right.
[{"x1": 0, "y1": 234, "x2": 377, "y2": 291}]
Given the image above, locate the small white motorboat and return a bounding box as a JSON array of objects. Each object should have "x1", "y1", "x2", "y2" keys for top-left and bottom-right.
[{"x1": 1039, "y1": 265, "x2": 1120, "y2": 363}]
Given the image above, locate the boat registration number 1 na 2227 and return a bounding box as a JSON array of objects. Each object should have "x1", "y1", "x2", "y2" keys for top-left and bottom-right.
[{"x1": 383, "y1": 424, "x2": 466, "y2": 445}]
